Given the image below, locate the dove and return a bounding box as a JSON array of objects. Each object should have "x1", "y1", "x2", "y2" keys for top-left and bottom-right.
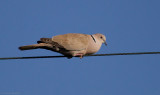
[{"x1": 19, "y1": 33, "x2": 107, "y2": 59}]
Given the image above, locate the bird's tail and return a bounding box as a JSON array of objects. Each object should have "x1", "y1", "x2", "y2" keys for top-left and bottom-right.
[{"x1": 19, "y1": 44, "x2": 44, "y2": 50}]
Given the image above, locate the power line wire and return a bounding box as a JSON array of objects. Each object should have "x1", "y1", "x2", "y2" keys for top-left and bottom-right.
[{"x1": 0, "y1": 52, "x2": 160, "y2": 60}]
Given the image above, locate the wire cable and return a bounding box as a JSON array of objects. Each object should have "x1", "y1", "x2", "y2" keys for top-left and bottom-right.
[{"x1": 0, "y1": 52, "x2": 160, "y2": 60}]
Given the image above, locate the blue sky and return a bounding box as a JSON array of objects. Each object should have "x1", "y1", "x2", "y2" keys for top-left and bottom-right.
[{"x1": 0, "y1": 0, "x2": 160, "y2": 95}]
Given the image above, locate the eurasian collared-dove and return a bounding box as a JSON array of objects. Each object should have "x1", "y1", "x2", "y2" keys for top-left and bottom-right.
[{"x1": 19, "y1": 33, "x2": 107, "y2": 59}]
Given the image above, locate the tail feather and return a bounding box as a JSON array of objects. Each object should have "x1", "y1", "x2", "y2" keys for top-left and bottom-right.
[{"x1": 19, "y1": 44, "x2": 44, "y2": 50}]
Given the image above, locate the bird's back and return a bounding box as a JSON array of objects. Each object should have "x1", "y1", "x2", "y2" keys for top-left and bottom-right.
[{"x1": 52, "y1": 33, "x2": 89, "y2": 51}]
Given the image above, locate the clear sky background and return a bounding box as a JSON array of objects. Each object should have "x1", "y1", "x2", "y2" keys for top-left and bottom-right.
[{"x1": 0, "y1": 0, "x2": 160, "y2": 95}]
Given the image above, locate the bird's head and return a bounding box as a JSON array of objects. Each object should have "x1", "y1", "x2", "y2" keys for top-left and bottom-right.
[{"x1": 94, "y1": 33, "x2": 107, "y2": 46}]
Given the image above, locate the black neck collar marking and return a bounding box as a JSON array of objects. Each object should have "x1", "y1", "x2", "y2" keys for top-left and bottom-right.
[{"x1": 91, "y1": 35, "x2": 96, "y2": 43}]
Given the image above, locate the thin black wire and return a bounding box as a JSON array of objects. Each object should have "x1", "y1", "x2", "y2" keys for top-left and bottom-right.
[{"x1": 0, "y1": 52, "x2": 160, "y2": 60}]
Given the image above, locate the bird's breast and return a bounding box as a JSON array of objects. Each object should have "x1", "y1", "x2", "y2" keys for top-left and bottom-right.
[{"x1": 86, "y1": 39, "x2": 102, "y2": 54}]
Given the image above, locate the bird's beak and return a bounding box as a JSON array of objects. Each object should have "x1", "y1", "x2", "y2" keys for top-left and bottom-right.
[{"x1": 104, "y1": 41, "x2": 107, "y2": 46}]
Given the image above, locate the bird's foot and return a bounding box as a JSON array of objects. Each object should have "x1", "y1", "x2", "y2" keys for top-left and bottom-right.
[{"x1": 75, "y1": 53, "x2": 84, "y2": 59}]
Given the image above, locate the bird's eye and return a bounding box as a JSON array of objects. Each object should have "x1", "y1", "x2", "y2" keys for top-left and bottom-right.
[{"x1": 100, "y1": 36, "x2": 103, "y2": 39}]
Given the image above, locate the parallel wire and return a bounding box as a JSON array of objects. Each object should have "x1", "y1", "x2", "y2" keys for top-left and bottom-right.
[{"x1": 0, "y1": 52, "x2": 160, "y2": 60}]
